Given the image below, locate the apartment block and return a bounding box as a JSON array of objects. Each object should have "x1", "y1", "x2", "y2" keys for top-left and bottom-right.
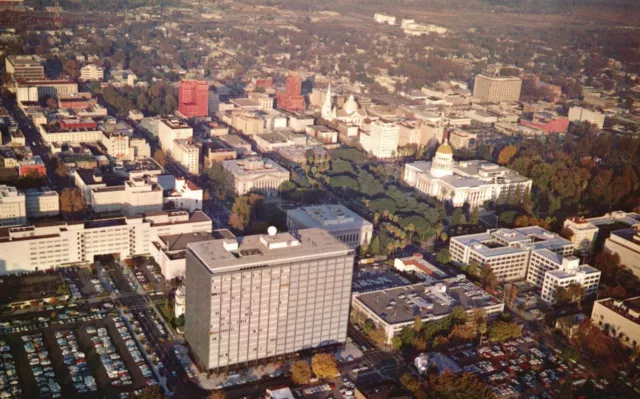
[
  {"x1": 604, "y1": 227, "x2": 640, "y2": 278},
  {"x1": 90, "y1": 177, "x2": 163, "y2": 217},
  {"x1": 473, "y1": 74, "x2": 522, "y2": 103},
  {"x1": 562, "y1": 217, "x2": 599, "y2": 255},
  {"x1": 184, "y1": 228, "x2": 354, "y2": 371},
  {"x1": 287, "y1": 205, "x2": 373, "y2": 249}
]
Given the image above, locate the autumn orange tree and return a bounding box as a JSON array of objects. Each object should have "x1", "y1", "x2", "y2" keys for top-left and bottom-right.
[
  {"x1": 428, "y1": 371, "x2": 495, "y2": 399},
  {"x1": 290, "y1": 360, "x2": 311, "y2": 385},
  {"x1": 311, "y1": 354, "x2": 338, "y2": 379}
]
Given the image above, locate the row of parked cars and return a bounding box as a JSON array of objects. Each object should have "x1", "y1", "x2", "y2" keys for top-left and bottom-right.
[
  {"x1": 54, "y1": 329, "x2": 96, "y2": 393},
  {"x1": 88, "y1": 324, "x2": 133, "y2": 387},
  {"x1": 112, "y1": 316, "x2": 157, "y2": 387},
  {"x1": 22, "y1": 333, "x2": 61, "y2": 398},
  {"x1": 68, "y1": 283, "x2": 83, "y2": 300},
  {"x1": 0, "y1": 341, "x2": 21, "y2": 398}
]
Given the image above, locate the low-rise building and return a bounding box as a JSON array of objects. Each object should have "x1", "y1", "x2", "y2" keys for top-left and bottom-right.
[
  {"x1": 448, "y1": 128, "x2": 477, "y2": 150},
  {"x1": 450, "y1": 226, "x2": 574, "y2": 282},
  {"x1": 222, "y1": 157, "x2": 290, "y2": 197},
  {"x1": 604, "y1": 226, "x2": 640, "y2": 278},
  {"x1": 305, "y1": 125, "x2": 338, "y2": 144},
  {"x1": 39, "y1": 118, "x2": 102, "y2": 144},
  {"x1": 161, "y1": 176, "x2": 203, "y2": 212},
  {"x1": 0, "y1": 185, "x2": 26, "y2": 227},
  {"x1": 6, "y1": 55, "x2": 44, "y2": 80},
  {"x1": 287, "y1": 204, "x2": 373, "y2": 249},
  {"x1": 79, "y1": 64, "x2": 104, "y2": 81},
  {"x1": 0, "y1": 211, "x2": 212, "y2": 275},
  {"x1": 526, "y1": 250, "x2": 600, "y2": 303},
  {"x1": 15, "y1": 79, "x2": 78, "y2": 100},
  {"x1": 591, "y1": 297, "x2": 640, "y2": 348},
  {"x1": 18, "y1": 155, "x2": 46, "y2": 177},
  {"x1": 562, "y1": 217, "x2": 599, "y2": 255},
  {"x1": 24, "y1": 187, "x2": 59, "y2": 219},
  {"x1": 393, "y1": 253, "x2": 448, "y2": 283},
  {"x1": 351, "y1": 276, "x2": 504, "y2": 344},
  {"x1": 151, "y1": 231, "x2": 217, "y2": 280},
  {"x1": 360, "y1": 120, "x2": 399, "y2": 159},
  {"x1": 568, "y1": 106, "x2": 605, "y2": 129},
  {"x1": 90, "y1": 176, "x2": 163, "y2": 217}
]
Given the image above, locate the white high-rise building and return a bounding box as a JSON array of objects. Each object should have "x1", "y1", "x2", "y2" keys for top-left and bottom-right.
[
  {"x1": 473, "y1": 74, "x2": 522, "y2": 103},
  {"x1": 568, "y1": 106, "x2": 605, "y2": 129},
  {"x1": 158, "y1": 118, "x2": 193, "y2": 153},
  {"x1": 185, "y1": 228, "x2": 354, "y2": 372},
  {"x1": 360, "y1": 120, "x2": 399, "y2": 159},
  {"x1": 79, "y1": 64, "x2": 104, "y2": 81},
  {"x1": 0, "y1": 185, "x2": 27, "y2": 227},
  {"x1": 172, "y1": 139, "x2": 200, "y2": 174},
  {"x1": 562, "y1": 217, "x2": 599, "y2": 255}
]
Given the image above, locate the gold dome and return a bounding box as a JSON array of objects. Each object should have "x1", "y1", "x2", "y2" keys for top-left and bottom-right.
[{"x1": 436, "y1": 142, "x2": 453, "y2": 155}]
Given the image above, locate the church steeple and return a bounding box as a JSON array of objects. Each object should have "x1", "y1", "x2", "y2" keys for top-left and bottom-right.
[{"x1": 321, "y1": 83, "x2": 334, "y2": 121}]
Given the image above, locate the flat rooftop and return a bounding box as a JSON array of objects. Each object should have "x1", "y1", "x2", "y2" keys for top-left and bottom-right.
[
  {"x1": 160, "y1": 231, "x2": 216, "y2": 252},
  {"x1": 355, "y1": 277, "x2": 502, "y2": 325},
  {"x1": 221, "y1": 157, "x2": 289, "y2": 177},
  {"x1": 288, "y1": 205, "x2": 372, "y2": 231},
  {"x1": 188, "y1": 228, "x2": 352, "y2": 273},
  {"x1": 453, "y1": 227, "x2": 572, "y2": 258},
  {"x1": 352, "y1": 269, "x2": 414, "y2": 294}
]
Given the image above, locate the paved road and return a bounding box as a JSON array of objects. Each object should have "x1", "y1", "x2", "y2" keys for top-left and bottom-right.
[{"x1": 347, "y1": 326, "x2": 405, "y2": 380}]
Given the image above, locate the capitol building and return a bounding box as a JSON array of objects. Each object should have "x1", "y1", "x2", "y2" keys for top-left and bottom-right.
[{"x1": 403, "y1": 142, "x2": 532, "y2": 208}]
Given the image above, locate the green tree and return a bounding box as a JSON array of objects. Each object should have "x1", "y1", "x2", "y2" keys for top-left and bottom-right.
[
  {"x1": 428, "y1": 372, "x2": 494, "y2": 399},
  {"x1": 451, "y1": 208, "x2": 466, "y2": 226},
  {"x1": 413, "y1": 315, "x2": 422, "y2": 332},
  {"x1": 290, "y1": 360, "x2": 311, "y2": 385},
  {"x1": 487, "y1": 321, "x2": 522, "y2": 342},
  {"x1": 369, "y1": 235, "x2": 381, "y2": 255},
  {"x1": 470, "y1": 207, "x2": 480, "y2": 225},
  {"x1": 203, "y1": 163, "x2": 234, "y2": 200},
  {"x1": 311, "y1": 354, "x2": 338, "y2": 379},
  {"x1": 553, "y1": 283, "x2": 585, "y2": 306},
  {"x1": 436, "y1": 248, "x2": 452, "y2": 265}
]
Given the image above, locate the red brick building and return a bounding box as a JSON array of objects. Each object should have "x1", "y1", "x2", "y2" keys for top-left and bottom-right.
[
  {"x1": 179, "y1": 80, "x2": 209, "y2": 117},
  {"x1": 276, "y1": 74, "x2": 306, "y2": 112},
  {"x1": 57, "y1": 93, "x2": 97, "y2": 109},
  {"x1": 520, "y1": 112, "x2": 569, "y2": 135},
  {"x1": 18, "y1": 155, "x2": 46, "y2": 177}
]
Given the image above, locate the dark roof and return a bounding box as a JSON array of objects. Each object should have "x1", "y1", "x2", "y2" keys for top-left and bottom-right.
[{"x1": 356, "y1": 381, "x2": 411, "y2": 399}]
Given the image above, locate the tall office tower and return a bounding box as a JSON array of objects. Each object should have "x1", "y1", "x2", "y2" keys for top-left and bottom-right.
[
  {"x1": 179, "y1": 80, "x2": 209, "y2": 117},
  {"x1": 185, "y1": 228, "x2": 354, "y2": 372},
  {"x1": 472, "y1": 74, "x2": 522, "y2": 103},
  {"x1": 276, "y1": 73, "x2": 306, "y2": 112}
]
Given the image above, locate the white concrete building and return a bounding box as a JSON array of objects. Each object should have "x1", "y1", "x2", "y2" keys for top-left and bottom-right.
[
  {"x1": 79, "y1": 64, "x2": 104, "y2": 81},
  {"x1": 39, "y1": 121, "x2": 102, "y2": 144},
  {"x1": 5, "y1": 55, "x2": 44, "y2": 80},
  {"x1": 15, "y1": 79, "x2": 78, "y2": 100},
  {"x1": 473, "y1": 74, "x2": 522, "y2": 103},
  {"x1": 526, "y1": 250, "x2": 600, "y2": 303},
  {"x1": 393, "y1": 253, "x2": 447, "y2": 283},
  {"x1": 0, "y1": 211, "x2": 211, "y2": 275},
  {"x1": 0, "y1": 185, "x2": 27, "y2": 227},
  {"x1": 150, "y1": 231, "x2": 217, "y2": 280},
  {"x1": 174, "y1": 285, "x2": 186, "y2": 317},
  {"x1": 172, "y1": 139, "x2": 200, "y2": 174},
  {"x1": 161, "y1": 176, "x2": 203, "y2": 212},
  {"x1": 591, "y1": 297, "x2": 640, "y2": 348},
  {"x1": 450, "y1": 226, "x2": 575, "y2": 282},
  {"x1": 404, "y1": 143, "x2": 532, "y2": 208},
  {"x1": 568, "y1": 106, "x2": 605, "y2": 129},
  {"x1": 16, "y1": 85, "x2": 38, "y2": 103},
  {"x1": 287, "y1": 205, "x2": 373, "y2": 249},
  {"x1": 562, "y1": 217, "x2": 599, "y2": 255},
  {"x1": 360, "y1": 120, "x2": 399, "y2": 159},
  {"x1": 24, "y1": 187, "x2": 59, "y2": 219},
  {"x1": 351, "y1": 276, "x2": 504, "y2": 345},
  {"x1": 604, "y1": 227, "x2": 640, "y2": 278},
  {"x1": 374, "y1": 13, "x2": 396, "y2": 25},
  {"x1": 158, "y1": 118, "x2": 193, "y2": 153},
  {"x1": 184, "y1": 228, "x2": 354, "y2": 371},
  {"x1": 101, "y1": 132, "x2": 130, "y2": 160},
  {"x1": 222, "y1": 157, "x2": 290, "y2": 197},
  {"x1": 90, "y1": 177, "x2": 163, "y2": 217}
]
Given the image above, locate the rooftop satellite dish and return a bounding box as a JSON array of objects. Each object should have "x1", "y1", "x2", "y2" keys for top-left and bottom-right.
[{"x1": 267, "y1": 226, "x2": 278, "y2": 236}]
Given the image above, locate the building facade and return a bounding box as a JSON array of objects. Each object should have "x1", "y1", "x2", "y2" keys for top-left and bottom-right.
[
  {"x1": 79, "y1": 64, "x2": 104, "y2": 81},
  {"x1": 158, "y1": 118, "x2": 193, "y2": 153},
  {"x1": 360, "y1": 121, "x2": 399, "y2": 159},
  {"x1": 172, "y1": 139, "x2": 200, "y2": 174},
  {"x1": 472, "y1": 74, "x2": 522, "y2": 103},
  {"x1": 591, "y1": 297, "x2": 640, "y2": 348},
  {"x1": 179, "y1": 80, "x2": 209, "y2": 118},
  {"x1": 184, "y1": 228, "x2": 354, "y2": 371},
  {"x1": 25, "y1": 187, "x2": 60, "y2": 219},
  {"x1": 222, "y1": 157, "x2": 290, "y2": 197},
  {"x1": 287, "y1": 205, "x2": 373, "y2": 249},
  {"x1": 0, "y1": 185, "x2": 27, "y2": 227},
  {"x1": 0, "y1": 211, "x2": 212, "y2": 275},
  {"x1": 6, "y1": 55, "x2": 44, "y2": 80},
  {"x1": 276, "y1": 74, "x2": 306, "y2": 112},
  {"x1": 568, "y1": 106, "x2": 605, "y2": 129}
]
